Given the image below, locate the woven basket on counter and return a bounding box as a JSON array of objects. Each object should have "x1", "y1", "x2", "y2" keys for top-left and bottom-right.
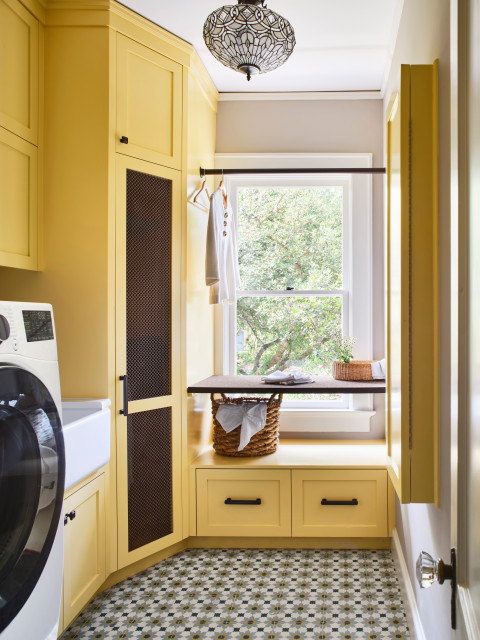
[
  {"x1": 332, "y1": 360, "x2": 376, "y2": 381},
  {"x1": 211, "y1": 393, "x2": 282, "y2": 457}
]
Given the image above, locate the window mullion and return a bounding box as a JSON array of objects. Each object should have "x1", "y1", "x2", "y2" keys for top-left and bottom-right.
[{"x1": 237, "y1": 290, "x2": 346, "y2": 297}]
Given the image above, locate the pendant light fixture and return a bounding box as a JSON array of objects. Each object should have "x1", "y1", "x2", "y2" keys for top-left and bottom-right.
[{"x1": 203, "y1": 0, "x2": 296, "y2": 81}]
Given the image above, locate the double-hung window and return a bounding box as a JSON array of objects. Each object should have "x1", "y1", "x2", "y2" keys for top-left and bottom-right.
[{"x1": 216, "y1": 155, "x2": 374, "y2": 433}]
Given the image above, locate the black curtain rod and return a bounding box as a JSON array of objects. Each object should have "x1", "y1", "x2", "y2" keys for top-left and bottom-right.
[{"x1": 199, "y1": 167, "x2": 386, "y2": 177}]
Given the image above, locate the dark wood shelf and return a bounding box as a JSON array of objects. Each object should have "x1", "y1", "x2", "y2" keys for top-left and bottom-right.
[{"x1": 187, "y1": 375, "x2": 386, "y2": 395}]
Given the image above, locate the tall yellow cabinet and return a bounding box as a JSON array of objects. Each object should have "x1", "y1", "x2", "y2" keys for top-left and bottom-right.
[
  {"x1": 0, "y1": 0, "x2": 41, "y2": 269},
  {"x1": 385, "y1": 62, "x2": 439, "y2": 504},
  {"x1": 0, "y1": 0, "x2": 218, "y2": 584}
]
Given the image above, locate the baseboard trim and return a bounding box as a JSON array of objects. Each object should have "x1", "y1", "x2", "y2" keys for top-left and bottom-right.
[
  {"x1": 391, "y1": 529, "x2": 426, "y2": 640},
  {"x1": 458, "y1": 585, "x2": 480, "y2": 640},
  {"x1": 187, "y1": 536, "x2": 391, "y2": 550}
]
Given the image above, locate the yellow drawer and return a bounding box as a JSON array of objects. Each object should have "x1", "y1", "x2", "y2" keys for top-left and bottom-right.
[
  {"x1": 292, "y1": 470, "x2": 388, "y2": 537},
  {"x1": 196, "y1": 469, "x2": 291, "y2": 537}
]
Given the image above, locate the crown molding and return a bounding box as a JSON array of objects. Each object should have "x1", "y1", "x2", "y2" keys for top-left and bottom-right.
[
  {"x1": 218, "y1": 91, "x2": 382, "y2": 102},
  {"x1": 189, "y1": 49, "x2": 219, "y2": 112}
]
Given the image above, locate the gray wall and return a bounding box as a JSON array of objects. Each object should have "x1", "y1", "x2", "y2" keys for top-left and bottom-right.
[
  {"x1": 383, "y1": 0, "x2": 451, "y2": 638},
  {"x1": 216, "y1": 98, "x2": 385, "y2": 439}
]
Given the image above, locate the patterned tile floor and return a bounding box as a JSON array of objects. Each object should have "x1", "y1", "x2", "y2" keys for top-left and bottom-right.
[{"x1": 61, "y1": 549, "x2": 410, "y2": 640}]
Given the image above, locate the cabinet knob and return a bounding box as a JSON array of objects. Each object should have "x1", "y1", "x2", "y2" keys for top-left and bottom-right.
[
  {"x1": 120, "y1": 136, "x2": 129, "y2": 144},
  {"x1": 65, "y1": 510, "x2": 76, "y2": 522}
]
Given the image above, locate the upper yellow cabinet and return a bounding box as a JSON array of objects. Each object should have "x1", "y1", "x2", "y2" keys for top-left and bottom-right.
[
  {"x1": 0, "y1": 125, "x2": 38, "y2": 269},
  {"x1": 0, "y1": 0, "x2": 39, "y2": 145},
  {"x1": 116, "y1": 34, "x2": 183, "y2": 169},
  {"x1": 385, "y1": 62, "x2": 439, "y2": 504}
]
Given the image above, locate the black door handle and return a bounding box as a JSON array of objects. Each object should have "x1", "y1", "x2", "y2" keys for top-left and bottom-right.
[
  {"x1": 224, "y1": 498, "x2": 261, "y2": 505},
  {"x1": 120, "y1": 374, "x2": 129, "y2": 416},
  {"x1": 120, "y1": 136, "x2": 129, "y2": 144},
  {"x1": 321, "y1": 498, "x2": 358, "y2": 506}
]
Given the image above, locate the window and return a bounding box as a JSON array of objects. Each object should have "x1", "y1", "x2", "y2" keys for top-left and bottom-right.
[{"x1": 215, "y1": 154, "x2": 374, "y2": 433}]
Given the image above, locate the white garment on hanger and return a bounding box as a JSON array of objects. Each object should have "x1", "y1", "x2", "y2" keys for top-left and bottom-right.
[{"x1": 205, "y1": 187, "x2": 241, "y2": 304}]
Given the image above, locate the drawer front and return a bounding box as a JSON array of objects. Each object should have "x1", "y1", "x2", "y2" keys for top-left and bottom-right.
[
  {"x1": 292, "y1": 470, "x2": 388, "y2": 537},
  {"x1": 196, "y1": 469, "x2": 291, "y2": 537}
]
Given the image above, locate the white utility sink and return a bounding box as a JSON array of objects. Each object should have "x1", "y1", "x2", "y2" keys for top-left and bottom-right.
[{"x1": 61, "y1": 398, "x2": 111, "y2": 490}]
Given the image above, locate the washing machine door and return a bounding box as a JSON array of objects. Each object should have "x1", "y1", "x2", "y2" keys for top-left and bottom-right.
[{"x1": 0, "y1": 366, "x2": 65, "y2": 633}]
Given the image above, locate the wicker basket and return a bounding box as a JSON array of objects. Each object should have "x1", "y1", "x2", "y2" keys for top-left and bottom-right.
[
  {"x1": 332, "y1": 360, "x2": 376, "y2": 381},
  {"x1": 211, "y1": 393, "x2": 282, "y2": 457}
]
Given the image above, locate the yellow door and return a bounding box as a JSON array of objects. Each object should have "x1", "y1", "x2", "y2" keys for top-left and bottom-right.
[
  {"x1": 385, "y1": 62, "x2": 439, "y2": 504},
  {"x1": 0, "y1": 0, "x2": 39, "y2": 145},
  {"x1": 196, "y1": 469, "x2": 291, "y2": 537},
  {"x1": 116, "y1": 33, "x2": 182, "y2": 169},
  {"x1": 63, "y1": 474, "x2": 106, "y2": 628},
  {"x1": 0, "y1": 127, "x2": 38, "y2": 269},
  {"x1": 116, "y1": 154, "x2": 182, "y2": 568}
]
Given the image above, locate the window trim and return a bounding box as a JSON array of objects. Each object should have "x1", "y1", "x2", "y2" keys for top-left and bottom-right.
[{"x1": 213, "y1": 153, "x2": 374, "y2": 433}]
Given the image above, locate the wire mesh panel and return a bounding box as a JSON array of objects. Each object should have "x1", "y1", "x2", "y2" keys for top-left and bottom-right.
[
  {"x1": 127, "y1": 407, "x2": 173, "y2": 551},
  {"x1": 126, "y1": 169, "x2": 172, "y2": 401}
]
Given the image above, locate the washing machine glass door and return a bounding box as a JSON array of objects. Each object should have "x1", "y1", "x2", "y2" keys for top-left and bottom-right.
[{"x1": 0, "y1": 366, "x2": 65, "y2": 633}]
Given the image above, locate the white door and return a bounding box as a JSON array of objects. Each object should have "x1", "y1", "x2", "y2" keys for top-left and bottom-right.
[{"x1": 451, "y1": 0, "x2": 480, "y2": 636}]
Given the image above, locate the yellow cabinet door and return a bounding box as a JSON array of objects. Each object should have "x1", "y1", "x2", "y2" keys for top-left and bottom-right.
[
  {"x1": 291, "y1": 470, "x2": 388, "y2": 537},
  {"x1": 385, "y1": 62, "x2": 439, "y2": 504},
  {"x1": 116, "y1": 155, "x2": 183, "y2": 568},
  {"x1": 63, "y1": 474, "x2": 106, "y2": 628},
  {"x1": 196, "y1": 469, "x2": 291, "y2": 537},
  {"x1": 116, "y1": 34, "x2": 182, "y2": 169},
  {"x1": 0, "y1": 127, "x2": 38, "y2": 269},
  {"x1": 0, "y1": 0, "x2": 39, "y2": 145}
]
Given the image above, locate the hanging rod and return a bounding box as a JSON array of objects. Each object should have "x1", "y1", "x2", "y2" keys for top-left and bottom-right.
[{"x1": 199, "y1": 167, "x2": 386, "y2": 177}]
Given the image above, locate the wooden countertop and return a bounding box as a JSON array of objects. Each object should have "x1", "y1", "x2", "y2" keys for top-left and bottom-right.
[
  {"x1": 192, "y1": 440, "x2": 387, "y2": 469},
  {"x1": 187, "y1": 375, "x2": 386, "y2": 395}
]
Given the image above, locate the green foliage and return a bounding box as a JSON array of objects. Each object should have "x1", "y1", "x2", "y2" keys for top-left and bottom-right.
[
  {"x1": 238, "y1": 186, "x2": 343, "y2": 291},
  {"x1": 326, "y1": 336, "x2": 356, "y2": 363},
  {"x1": 236, "y1": 186, "x2": 345, "y2": 377}
]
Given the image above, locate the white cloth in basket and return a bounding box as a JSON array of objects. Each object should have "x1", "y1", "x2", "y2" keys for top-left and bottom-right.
[
  {"x1": 216, "y1": 401, "x2": 268, "y2": 451},
  {"x1": 371, "y1": 358, "x2": 386, "y2": 379}
]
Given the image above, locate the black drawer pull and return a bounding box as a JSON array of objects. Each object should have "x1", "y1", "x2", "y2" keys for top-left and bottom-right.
[
  {"x1": 120, "y1": 136, "x2": 129, "y2": 144},
  {"x1": 224, "y1": 498, "x2": 261, "y2": 506},
  {"x1": 321, "y1": 498, "x2": 358, "y2": 506}
]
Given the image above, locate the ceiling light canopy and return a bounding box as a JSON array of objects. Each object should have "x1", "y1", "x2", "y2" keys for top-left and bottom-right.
[{"x1": 203, "y1": 0, "x2": 296, "y2": 81}]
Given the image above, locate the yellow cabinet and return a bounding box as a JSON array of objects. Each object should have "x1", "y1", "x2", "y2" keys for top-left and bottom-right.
[
  {"x1": 0, "y1": 0, "x2": 39, "y2": 145},
  {"x1": 115, "y1": 155, "x2": 183, "y2": 568},
  {"x1": 0, "y1": 127, "x2": 38, "y2": 269},
  {"x1": 62, "y1": 473, "x2": 106, "y2": 629},
  {"x1": 291, "y1": 470, "x2": 388, "y2": 537},
  {"x1": 196, "y1": 469, "x2": 291, "y2": 537},
  {"x1": 385, "y1": 62, "x2": 439, "y2": 504},
  {"x1": 116, "y1": 34, "x2": 183, "y2": 169}
]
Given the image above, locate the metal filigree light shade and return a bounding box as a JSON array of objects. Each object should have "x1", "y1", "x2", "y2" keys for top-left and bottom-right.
[{"x1": 203, "y1": 0, "x2": 296, "y2": 81}]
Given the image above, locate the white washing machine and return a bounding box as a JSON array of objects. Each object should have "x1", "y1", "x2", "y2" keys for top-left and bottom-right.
[{"x1": 0, "y1": 302, "x2": 65, "y2": 640}]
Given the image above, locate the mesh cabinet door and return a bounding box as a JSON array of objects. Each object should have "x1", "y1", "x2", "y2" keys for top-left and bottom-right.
[{"x1": 116, "y1": 156, "x2": 182, "y2": 566}]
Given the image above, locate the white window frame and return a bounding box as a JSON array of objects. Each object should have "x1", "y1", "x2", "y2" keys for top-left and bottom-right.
[{"x1": 213, "y1": 153, "x2": 375, "y2": 433}]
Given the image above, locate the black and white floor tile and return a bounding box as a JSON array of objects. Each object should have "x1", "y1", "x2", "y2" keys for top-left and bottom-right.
[{"x1": 61, "y1": 549, "x2": 410, "y2": 640}]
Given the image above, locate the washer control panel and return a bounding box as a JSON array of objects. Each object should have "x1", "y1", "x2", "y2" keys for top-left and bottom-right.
[{"x1": 0, "y1": 302, "x2": 57, "y2": 361}]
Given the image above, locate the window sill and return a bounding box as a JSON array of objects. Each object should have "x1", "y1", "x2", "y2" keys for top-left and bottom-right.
[{"x1": 279, "y1": 409, "x2": 375, "y2": 433}]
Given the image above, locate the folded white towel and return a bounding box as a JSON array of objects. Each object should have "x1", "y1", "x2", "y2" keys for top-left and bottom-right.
[
  {"x1": 261, "y1": 370, "x2": 315, "y2": 385},
  {"x1": 371, "y1": 358, "x2": 386, "y2": 379},
  {"x1": 216, "y1": 402, "x2": 268, "y2": 451}
]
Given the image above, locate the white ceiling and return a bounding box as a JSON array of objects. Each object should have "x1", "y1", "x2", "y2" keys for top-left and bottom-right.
[{"x1": 120, "y1": 0, "x2": 404, "y2": 94}]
